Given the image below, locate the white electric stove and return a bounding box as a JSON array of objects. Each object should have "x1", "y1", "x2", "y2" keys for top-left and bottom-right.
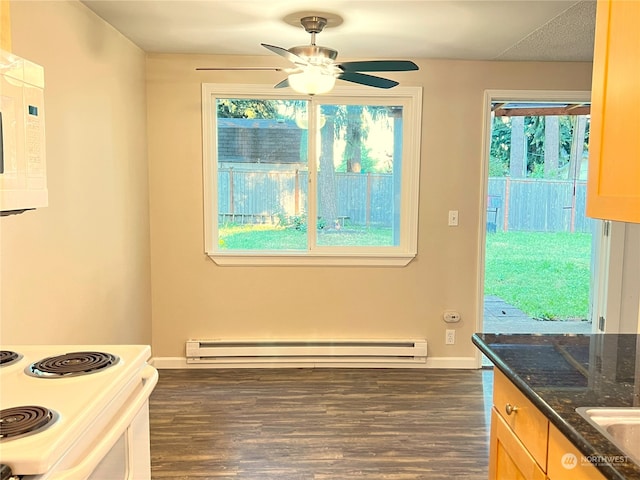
[{"x1": 0, "y1": 345, "x2": 158, "y2": 480}]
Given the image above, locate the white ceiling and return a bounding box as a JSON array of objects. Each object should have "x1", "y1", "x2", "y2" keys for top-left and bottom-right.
[{"x1": 81, "y1": 0, "x2": 596, "y2": 62}]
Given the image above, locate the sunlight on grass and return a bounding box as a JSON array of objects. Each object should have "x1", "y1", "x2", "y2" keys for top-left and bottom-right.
[
  {"x1": 317, "y1": 227, "x2": 393, "y2": 246},
  {"x1": 218, "y1": 224, "x2": 393, "y2": 250},
  {"x1": 485, "y1": 232, "x2": 591, "y2": 320},
  {"x1": 219, "y1": 224, "x2": 306, "y2": 250}
]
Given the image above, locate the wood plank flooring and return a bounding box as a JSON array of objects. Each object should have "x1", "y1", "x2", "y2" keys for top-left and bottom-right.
[{"x1": 150, "y1": 368, "x2": 493, "y2": 480}]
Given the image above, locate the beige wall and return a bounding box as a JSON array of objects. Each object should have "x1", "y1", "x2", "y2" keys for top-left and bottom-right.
[
  {"x1": 147, "y1": 54, "x2": 593, "y2": 360},
  {"x1": 0, "y1": 1, "x2": 596, "y2": 358},
  {"x1": 0, "y1": 1, "x2": 151, "y2": 345}
]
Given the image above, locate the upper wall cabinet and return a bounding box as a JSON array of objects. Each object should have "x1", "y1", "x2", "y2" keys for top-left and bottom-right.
[
  {"x1": 0, "y1": 0, "x2": 10, "y2": 52},
  {"x1": 587, "y1": 0, "x2": 640, "y2": 223}
]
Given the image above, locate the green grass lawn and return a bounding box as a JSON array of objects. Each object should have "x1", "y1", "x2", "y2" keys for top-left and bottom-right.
[
  {"x1": 219, "y1": 224, "x2": 307, "y2": 250},
  {"x1": 485, "y1": 231, "x2": 591, "y2": 320},
  {"x1": 218, "y1": 224, "x2": 393, "y2": 250}
]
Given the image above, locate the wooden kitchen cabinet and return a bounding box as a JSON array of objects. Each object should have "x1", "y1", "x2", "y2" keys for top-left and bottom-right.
[
  {"x1": 586, "y1": 0, "x2": 640, "y2": 223},
  {"x1": 490, "y1": 369, "x2": 549, "y2": 479},
  {"x1": 490, "y1": 369, "x2": 607, "y2": 480},
  {"x1": 1, "y1": 0, "x2": 11, "y2": 51},
  {"x1": 547, "y1": 423, "x2": 607, "y2": 480},
  {"x1": 489, "y1": 408, "x2": 546, "y2": 480}
]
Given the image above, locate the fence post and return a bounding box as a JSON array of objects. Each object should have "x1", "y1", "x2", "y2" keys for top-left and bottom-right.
[
  {"x1": 295, "y1": 169, "x2": 300, "y2": 216},
  {"x1": 503, "y1": 177, "x2": 510, "y2": 231},
  {"x1": 366, "y1": 172, "x2": 372, "y2": 227},
  {"x1": 229, "y1": 167, "x2": 234, "y2": 216},
  {"x1": 570, "y1": 183, "x2": 577, "y2": 233}
]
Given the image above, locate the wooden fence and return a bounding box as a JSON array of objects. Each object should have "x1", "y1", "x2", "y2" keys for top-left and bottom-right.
[
  {"x1": 487, "y1": 177, "x2": 591, "y2": 233},
  {"x1": 218, "y1": 168, "x2": 394, "y2": 227},
  {"x1": 218, "y1": 168, "x2": 591, "y2": 232}
]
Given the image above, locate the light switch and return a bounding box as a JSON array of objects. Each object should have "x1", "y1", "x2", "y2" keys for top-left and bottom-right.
[{"x1": 448, "y1": 210, "x2": 459, "y2": 226}]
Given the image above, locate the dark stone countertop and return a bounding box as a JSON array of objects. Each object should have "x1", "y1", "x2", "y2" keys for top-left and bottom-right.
[{"x1": 472, "y1": 333, "x2": 640, "y2": 480}]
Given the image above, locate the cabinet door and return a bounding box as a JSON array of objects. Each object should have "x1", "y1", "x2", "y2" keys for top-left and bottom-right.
[
  {"x1": 586, "y1": 0, "x2": 640, "y2": 222},
  {"x1": 547, "y1": 423, "x2": 607, "y2": 480},
  {"x1": 493, "y1": 369, "x2": 549, "y2": 468},
  {"x1": 489, "y1": 408, "x2": 546, "y2": 480},
  {"x1": 1, "y1": 0, "x2": 10, "y2": 51}
]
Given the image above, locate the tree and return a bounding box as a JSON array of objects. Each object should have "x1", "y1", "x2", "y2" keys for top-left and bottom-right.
[
  {"x1": 544, "y1": 116, "x2": 560, "y2": 177},
  {"x1": 525, "y1": 116, "x2": 545, "y2": 174},
  {"x1": 217, "y1": 99, "x2": 280, "y2": 119},
  {"x1": 509, "y1": 116, "x2": 527, "y2": 178},
  {"x1": 318, "y1": 106, "x2": 339, "y2": 229},
  {"x1": 336, "y1": 106, "x2": 392, "y2": 174},
  {"x1": 490, "y1": 114, "x2": 590, "y2": 179},
  {"x1": 344, "y1": 105, "x2": 365, "y2": 172},
  {"x1": 567, "y1": 116, "x2": 588, "y2": 181},
  {"x1": 489, "y1": 116, "x2": 511, "y2": 176}
]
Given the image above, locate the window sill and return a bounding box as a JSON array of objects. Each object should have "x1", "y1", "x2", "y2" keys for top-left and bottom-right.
[{"x1": 208, "y1": 252, "x2": 416, "y2": 267}]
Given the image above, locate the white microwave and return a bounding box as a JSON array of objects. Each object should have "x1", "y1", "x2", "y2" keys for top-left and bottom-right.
[{"x1": 0, "y1": 49, "x2": 46, "y2": 213}]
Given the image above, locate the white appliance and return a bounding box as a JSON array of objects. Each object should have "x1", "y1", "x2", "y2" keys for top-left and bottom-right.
[
  {"x1": 0, "y1": 49, "x2": 47, "y2": 213},
  {"x1": 0, "y1": 345, "x2": 158, "y2": 480}
]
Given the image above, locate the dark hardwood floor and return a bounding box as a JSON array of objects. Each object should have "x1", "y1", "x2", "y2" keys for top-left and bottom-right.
[{"x1": 150, "y1": 368, "x2": 493, "y2": 479}]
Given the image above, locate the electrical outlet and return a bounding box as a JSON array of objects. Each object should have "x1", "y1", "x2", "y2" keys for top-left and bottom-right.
[{"x1": 445, "y1": 329, "x2": 455, "y2": 345}]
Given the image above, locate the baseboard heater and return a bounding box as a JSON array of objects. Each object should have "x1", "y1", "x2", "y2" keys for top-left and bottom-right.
[{"x1": 186, "y1": 339, "x2": 428, "y2": 365}]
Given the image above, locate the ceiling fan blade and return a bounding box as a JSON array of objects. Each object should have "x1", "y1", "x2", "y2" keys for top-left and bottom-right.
[
  {"x1": 338, "y1": 60, "x2": 419, "y2": 72},
  {"x1": 196, "y1": 67, "x2": 285, "y2": 71},
  {"x1": 261, "y1": 43, "x2": 308, "y2": 66},
  {"x1": 337, "y1": 72, "x2": 399, "y2": 89},
  {"x1": 274, "y1": 78, "x2": 290, "y2": 89}
]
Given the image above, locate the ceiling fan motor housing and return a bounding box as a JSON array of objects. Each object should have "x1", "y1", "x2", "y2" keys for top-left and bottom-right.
[
  {"x1": 300, "y1": 16, "x2": 328, "y2": 34},
  {"x1": 289, "y1": 45, "x2": 338, "y2": 64}
]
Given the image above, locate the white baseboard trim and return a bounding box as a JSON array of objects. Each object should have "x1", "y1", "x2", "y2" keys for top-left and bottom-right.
[
  {"x1": 151, "y1": 356, "x2": 479, "y2": 370},
  {"x1": 425, "y1": 356, "x2": 478, "y2": 369}
]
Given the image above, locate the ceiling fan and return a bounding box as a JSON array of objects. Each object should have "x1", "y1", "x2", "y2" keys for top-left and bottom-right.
[{"x1": 196, "y1": 15, "x2": 419, "y2": 95}]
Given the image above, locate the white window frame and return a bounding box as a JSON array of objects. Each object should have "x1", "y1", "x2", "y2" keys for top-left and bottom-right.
[{"x1": 202, "y1": 84, "x2": 423, "y2": 266}]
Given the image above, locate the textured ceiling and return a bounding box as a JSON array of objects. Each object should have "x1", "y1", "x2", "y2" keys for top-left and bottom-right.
[
  {"x1": 81, "y1": 0, "x2": 596, "y2": 62},
  {"x1": 495, "y1": 0, "x2": 596, "y2": 61}
]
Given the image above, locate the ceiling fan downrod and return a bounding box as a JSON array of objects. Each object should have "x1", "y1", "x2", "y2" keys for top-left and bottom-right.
[
  {"x1": 289, "y1": 16, "x2": 337, "y2": 62},
  {"x1": 300, "y1": 16, "x2": 328, "y2": 46}
]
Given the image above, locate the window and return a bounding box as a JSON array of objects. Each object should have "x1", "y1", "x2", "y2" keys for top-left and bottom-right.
[{"x1": 202, "y1": 84, "x2": 422, "y2": 266}]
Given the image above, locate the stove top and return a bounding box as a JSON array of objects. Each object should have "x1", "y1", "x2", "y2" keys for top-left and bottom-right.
[
  {"x1": 26, "y1": 351, "x2": 119, "y2": 378},
  {"x1": 0, "y1": 344, "x2": 152, "y2": 475},
  {"x1": 0, "y1": 405, "x2": 57, "y2": 439},
  {"x1": 0, "y1": 351, "x2": 21, "y2": 367}
]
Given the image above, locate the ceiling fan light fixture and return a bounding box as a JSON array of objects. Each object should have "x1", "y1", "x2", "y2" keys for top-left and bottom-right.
[
  {"x1": 198, "y1": 14, "x2": 418, "y2": 91},
  {"x1": 288, "y1": 67, "x2": 336, "y2": 95}
]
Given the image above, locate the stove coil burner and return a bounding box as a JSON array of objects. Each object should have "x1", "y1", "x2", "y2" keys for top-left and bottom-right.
[
  {"x1": 27, "y1": 351, "x2": 119, "y2": 378},
  {"x1": 0, "y1": 350, "x2": 21, "y2": 366},
  {"x1": 0, "y1": 405, "x2": 56, "y2": 439}
]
